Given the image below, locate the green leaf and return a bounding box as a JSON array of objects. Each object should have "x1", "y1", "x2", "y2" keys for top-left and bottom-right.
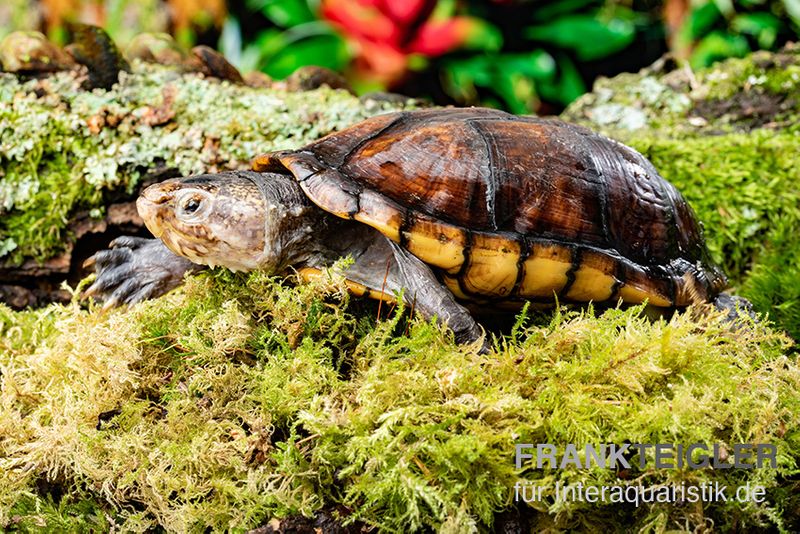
[
  {"x1": 686, "y1": 2, "x2": 723, "y2": 40},
  {"x1": 441, "y1": 55, "x2": 499, "y2": 106},
  {"x1": 407, "y1": 54, "x2": 429, "y2": 72},
  {"x1": 530, "y1": 0, "x2": 600, "y2": 22},
  {"x1": 496, "y1": 51, "x2": 556, "y2": 80},
  {"x1": 253, "y1": 28, "x2": 290, "y2": 61},
  {"x1": 712, "y1": 0, "x2": 735, "y2": 17},
  {"x1": 463, "y1": 20, "x2": 504, "y2": 52},
  {"x1": 252, "y1": 21, "x2": 351, "y2": 78},
  {"x1": 261, "y1": 29, "x2": 350, "y2": 79},
  {"x1": 731, "y1": 13, "x2": 781, "y2": 48},
  {"x1": 492, "y1": 73, "x2": 536, "y2": 114},
  {"x1": 442, "y1": 66, "x2": 478, "y2": 103},
  {"x1": 248, "y1": 0, "x2": 315, "y2": 27},
  {"x1": 731, "y1": 12, "x2": 781, "y2": 33},
  {"x1": 444, "y1": 55, "x2": 494, "y2": 94},
  {"x1": 783, "y1": 0, "x2": 800, "y2": 27},
  {"x1": 738, "y1": 0, "x2": 768, "y2": 7},
  {"x1": 525, "y1": 15, "x2": 635, "y2": 61},
  {"x1": 431, "y1": 0, "x2": 458, "y2": 19},
  {"x1": 536, "y1": 55, "x2": 586, "y2": 106},
  {"x1": 442, "y1": 51, "x2": 557, "y2": 113},
  {"x1": 690, "y1": 31, "x2": 751, "y2": 68}
]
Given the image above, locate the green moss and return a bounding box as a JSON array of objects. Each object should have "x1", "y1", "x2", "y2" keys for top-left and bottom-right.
[
  {"x1": 740, "y1": 220, "x2": 800, "y2": 344},
  {"x1": 0, "y1": 63, "x2": 407, "y2": 265},
  {"x1": 1, "y1": 270, "x2": 798, "y2": 532},
  {"x1": 696, "y1": 50, "x2": 800, "y2": 102},
  {"x1": 7, "y1": 494, "x2": 112, "y2": 533}
]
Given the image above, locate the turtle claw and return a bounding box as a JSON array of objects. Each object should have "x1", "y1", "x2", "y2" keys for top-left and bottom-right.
[
  {"x1": 453, "y1": 322, "x2": 492, "y2": 354},
  {"x1": 100, "y1": 296, "x2": 119, "y2": 312},
  {"x1": 83, "y1": 236, "x2": 200, "y2": 307},
  {"x1": 108, "y1": 236, "x2": 154, "y2": 250}
]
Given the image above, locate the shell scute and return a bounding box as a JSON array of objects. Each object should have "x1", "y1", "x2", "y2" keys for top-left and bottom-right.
[
  {"x1": 518, "y1": 242, "x2": 573, "y2": 298},
  {"x1": 402, "y1": 213, "x2": 467, "y2": 272},
  {"x1": 461, "y1": 233, "x2": 521, "y2": 297},
  {"x1": 343, "y1": 119, "x2": 495, "y2": 228}
]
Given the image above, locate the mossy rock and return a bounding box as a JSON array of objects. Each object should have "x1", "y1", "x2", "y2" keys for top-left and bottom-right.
[{"x1": 1, "y1": 47, "x2": 800, "y2": 532}]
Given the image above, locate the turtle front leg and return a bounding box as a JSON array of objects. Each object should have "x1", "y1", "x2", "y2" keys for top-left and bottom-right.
[{"x1": 84, "y1": 236, "x2": 202, "y2": 307}]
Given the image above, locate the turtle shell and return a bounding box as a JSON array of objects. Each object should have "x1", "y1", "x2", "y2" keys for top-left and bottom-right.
[{"x1": 253, "y1": 108, "x2": 726, "y2": 307}]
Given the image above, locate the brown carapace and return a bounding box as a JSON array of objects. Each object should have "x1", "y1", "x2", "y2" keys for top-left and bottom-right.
[{"x1": 253, "y1": 107, "x2": 727, "y2": 310}]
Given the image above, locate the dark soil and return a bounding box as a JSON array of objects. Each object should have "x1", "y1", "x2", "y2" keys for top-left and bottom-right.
[{"x1": 692, "y1": 91, "x2": 796, "y2": 131}]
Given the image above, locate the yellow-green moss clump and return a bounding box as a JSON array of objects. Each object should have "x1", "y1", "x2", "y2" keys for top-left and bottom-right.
[{"x1": 1, "y1": 270, "x2": 799, "y2": 532}]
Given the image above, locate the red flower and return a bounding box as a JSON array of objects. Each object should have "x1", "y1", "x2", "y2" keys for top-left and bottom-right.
[{"x1": 322, "y1": 0, "x2": 477, "y2": 86}]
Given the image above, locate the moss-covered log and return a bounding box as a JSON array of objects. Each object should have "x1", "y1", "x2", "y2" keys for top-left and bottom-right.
[
  {"x1": 1, "y1": 44, "x2": 800, "y2": 532},
  {"x1": 0, "y1": 60, "x2": 407, "y2": 305}
]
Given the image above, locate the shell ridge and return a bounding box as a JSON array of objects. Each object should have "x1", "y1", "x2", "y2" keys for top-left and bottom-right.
[
  {"x1": 466, "y1": 119, "x2": 499, "y2": 231},
  {"x1": 610, "y1": 260, "x2": 626, "y2": 301},
  {"x1": 398, "y1": 207, "x2": 412, "y2": 249},
  {"x1": 335, "y1": 112, "x2": 409, "y2": 170},
  {"x1": 582, "y1": 135, "x2": 616, "y2": 251},
  {"x1": 557, "y1": 245, "x2": 582, "y2": 298},
  {"x1": 455, "y1": 230, "x2": 478, "y2": 299},
  {"x1": 511, "y1": 237, "x2": 530, "y2": 297}
]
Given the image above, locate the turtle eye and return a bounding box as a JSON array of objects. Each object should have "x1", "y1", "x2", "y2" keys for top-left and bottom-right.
[
  {"x1": 175, "y1": 190, "x2": 211, "y2": 222},
  {"x1": 183, "y1": 197, "x2": 201, "y2": 214}
]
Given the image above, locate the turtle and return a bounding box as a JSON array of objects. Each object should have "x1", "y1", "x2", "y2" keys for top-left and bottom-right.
[{"x1": 85, "y1": 107, "x2": 749, "y2": 346}]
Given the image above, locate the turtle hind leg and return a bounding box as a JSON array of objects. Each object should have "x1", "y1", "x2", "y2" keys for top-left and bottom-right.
[
  {"x1": 308, "y1": 226, "x2": 487, "y2": 351},
  {"x1": 711, "y1": 293, "x2": 758, "y2": 323},
  {"x1": 386, "y1": 240, "x2": 487, "y2": 350}
]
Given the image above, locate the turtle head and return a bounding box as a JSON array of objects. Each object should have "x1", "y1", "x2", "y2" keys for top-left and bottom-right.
[{"x1": 137, "y1": 170, "x2": 313, "y2": 272}]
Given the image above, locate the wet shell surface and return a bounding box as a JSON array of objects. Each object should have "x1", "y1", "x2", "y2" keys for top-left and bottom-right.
[{"x1": 253, "y1": 107, "x2": 727, "y2": 308}]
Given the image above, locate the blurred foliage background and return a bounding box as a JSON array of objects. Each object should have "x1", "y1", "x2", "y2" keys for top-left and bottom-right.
[{"x1": 2, "y1": 0, "x2": 800, "y2": 113}]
